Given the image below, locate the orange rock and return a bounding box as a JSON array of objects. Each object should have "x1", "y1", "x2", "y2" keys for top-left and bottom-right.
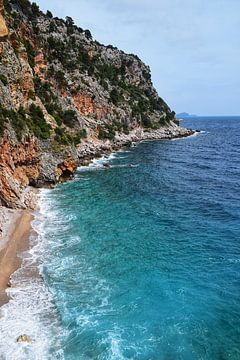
[
  {"x1": 0, "y1": 0, "x2": 8, "y2": 41},
  {"x1": 56, "y1": 158, "x2": 77, "y2": 181},
  {"x1": 0, "y1": 136, "x2": 40, "y2": 207},
  {"x1": 73, "y1": 94, "x2": 112, "y2": 120},
  {"x1": 34, "y1": 50, "x2": 48, "y2": 78}
]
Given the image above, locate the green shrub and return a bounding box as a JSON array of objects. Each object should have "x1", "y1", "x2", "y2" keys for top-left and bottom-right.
[
  {"x1": 0, "y1": 74, "x2": 8, "y2": 86},
  {"x1": 77, "y1": 46, "x2": 91, "y2": 67},
  {"x1": 46, "y1": 10, "x2": 53, "y2": 18},
  {"x1": 0, "y1": 105, "x2": 27, "y2": 140},
  {"x1": 55, "y1": 70, "x2": 67, "y2": 87},
  {"x1": 55, "y1": 127, "x2": 87, "y2": 145},
  {"x1": 0, "y1": 106, "x2": 7, "y2": 137},
  {"x1": 28, "y1": 103, "x2": 51, "y2": 139},
  {"x1": 97, "y1": 64, "x2": 119, "y2": 83},
  {"x1": 98, "y1": 125, "x2": 115, "y2": 140},
  {"x1": 48, "y1": 21, "x2": 57, "y2": 33},
  {"x1": 23, "y1": 39, "x2": 35, "y2": 69},
  {"x1": 11, "y1": 106, "x2": 27, "y2": 139},
  {"x1": 31, "y1": 2, "x2": 40, "y2": 18},
  {"x1": 85, "y1": 29, "x2": 92, "y2": 40},
  {"x1": 110, "y1": 88, "x2": 123, "y2": 105},
  {"x1": 28, "y1": 89, "x2": 35, "y2": 100},
  {"x1": 122, "y1": 125, "x2": 129, "y2": 135},
  {"x1": 62, "y1": 109, "x2": 78, "y2": 128},
  {"x1": 3, "y1": 0, "x2": 11, "y2": 14},
  {"x1": 11, "y1": 0, "x2": 31, "y2": 15},
  {"x1": 141, "y1": 116, "x2": 153, "y2": 129}
]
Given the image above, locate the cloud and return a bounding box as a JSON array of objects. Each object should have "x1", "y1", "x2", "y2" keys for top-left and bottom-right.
[{"x1": 36, "y1": 0, "x2": 240, "y2": 115}]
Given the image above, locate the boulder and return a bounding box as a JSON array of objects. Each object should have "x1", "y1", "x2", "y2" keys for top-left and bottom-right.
[{"x1": 16, "y1": 335, "x2": 31, "y2": 343}]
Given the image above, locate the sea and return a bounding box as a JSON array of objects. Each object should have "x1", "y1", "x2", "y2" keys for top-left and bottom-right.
[{"x1": 0, "y1": 116, "x2": 240, "y2": 360}]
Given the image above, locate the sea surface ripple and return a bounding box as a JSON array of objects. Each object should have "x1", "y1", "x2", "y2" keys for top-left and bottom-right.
[{"x1": 0, "y1": 116, "x2": 240, "y2": 359}]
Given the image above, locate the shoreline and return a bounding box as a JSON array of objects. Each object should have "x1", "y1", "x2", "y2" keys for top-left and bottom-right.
[
  {"x1": 0, "y1": 125, "x2": 194, "y2": 307},
  {"x1": 0, "y1": 209, "x2": 33, "y2": 306}
]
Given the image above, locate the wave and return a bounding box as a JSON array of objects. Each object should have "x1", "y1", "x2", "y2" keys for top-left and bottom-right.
[
  {"x1": 78, "y1": 151, "x2": 138, "y2": 173},
  {"x1": 0, "y1": 190, "x2": 67, "y2": 360}
]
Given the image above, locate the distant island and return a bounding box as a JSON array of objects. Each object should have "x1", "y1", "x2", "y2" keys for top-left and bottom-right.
[{"x1": 177, "y1": 112, "x2": 197, "y2": 118}]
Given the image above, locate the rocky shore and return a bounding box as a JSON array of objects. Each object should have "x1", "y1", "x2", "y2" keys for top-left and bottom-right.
[
  {"x1": 0, "y1": 0, "x2": 195, "y2": 303},
  {"x1": 0, "y1": 120, "x2": 194, "y2": 210},
  {"x1": 0, "y1": 116, "x2": 194, "y2": 306}
]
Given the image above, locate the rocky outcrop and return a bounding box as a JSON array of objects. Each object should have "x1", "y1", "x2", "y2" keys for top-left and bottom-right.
[
  {"x1": 73, "y1": 94, "x2": 111, "y2": 120},
  {"x1": 0, "y1": 135, "x2": 40, "y2": 208},
  {"x1": 56, "y1": 157, "x2": 78, "y2": 181},
  {"x1": 0, "y1": 0, "x2": 194, "y2": 209}
]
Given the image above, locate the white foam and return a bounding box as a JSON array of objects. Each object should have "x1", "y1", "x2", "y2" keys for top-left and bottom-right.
[
  {"x1": 78, "y1": 151, "x2": 119, "y2": 172},
  {"x1": 0, "y1": 190, "x2": 67, "y2": 360}
]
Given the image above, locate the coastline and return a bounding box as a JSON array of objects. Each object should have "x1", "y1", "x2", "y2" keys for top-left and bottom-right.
[
  {"x1": 0, "y1": 124, "x2": 194, "y2": 308},
  {"x1": 0, "y1": 209, "x2": 33, "y2": 306}
]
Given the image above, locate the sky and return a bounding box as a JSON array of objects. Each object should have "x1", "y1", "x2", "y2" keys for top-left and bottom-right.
[{"x1": 35, "y1": 0, "x2": 240, "y2": 115}]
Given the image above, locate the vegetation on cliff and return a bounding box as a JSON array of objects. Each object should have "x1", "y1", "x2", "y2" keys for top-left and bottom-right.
[
  {"x1": 0, "y1": 0, "x2": 176, "y2": 145},
  {"x1": 0, "y1": 0, "x2": 192, "y2": 209}
]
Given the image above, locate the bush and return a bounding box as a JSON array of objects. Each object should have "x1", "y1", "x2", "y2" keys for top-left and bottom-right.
[
  {"x1": 98, "y1": 125, "x2": 115, "y2": 140},
  {"x1": 11, "y1": 0, "x2": 31, "y2": 14},
  {"x1": 11, "y1": 106, "x2": 27, "y2": 139},
  {"x1": 97, "y1": 64, "x2": 119, "y2": 83},
  {"x1": 141, "y1": 116, "x2": 153, "y2": 129},
  {"x1": 28, "y1": 89, "x2": 35, "y2": 100},
  {"x1": 55, "y1": 127, "x2": 87, "y2": 145},
  {"x1": 0, "y1": 105, "x2": 27, "y2": 140},
  {"x1": 110, "y1": 88, "x2": 123, "y2": 105},
  {"x1": 46, "y1": 10, "x2": 53, "y2": 18},
  {"x1": 122, "y1": 125, "x2": 129, "y2": 135},
  {"x1": 77, "y1": 46, "x2": 91, "y2": 67},
  {"x1": 62, "y1": 109, "x2": 78, "y2": 128},
  {"x1": 66, "y1": 17, "x2": 75, "y2": 35},
  {"x1": 31, "y1": 2, "x2": 40, "y2": 18},
  {"x1": 0, "y1": 105, "x2": 8, "y2": 137},
  {"x1": 55, "y1": 70, "x2": 67, "y2": 87},
  {"x1": 28, "y1": 103, "x2": 51, "y2": 139},
  {"x1": 23, "y1": 39, "x2": 35, "y2": 69},
  {"x1": 3, "y1": 0, "x2": 11, "y2": 14},
  {"x1": 48, "y1": 21, "x2": 57, "y2": 32},
  {"x1": 85, "y1": 29, "x2": 92, "y2": 40},
  {"x1": 0, "y1": 74, "x2": 8, "y2": 86}
]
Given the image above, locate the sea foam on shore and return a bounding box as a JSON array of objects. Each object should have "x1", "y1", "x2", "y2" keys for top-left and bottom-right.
[{"x1": 0, "y1": 190, "x2": 65, "y2": 360}]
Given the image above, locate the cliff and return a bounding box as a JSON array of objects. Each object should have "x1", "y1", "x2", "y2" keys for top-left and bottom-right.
[{"x1": 0, "y1": 0, "x2": 193, "y2": 209}]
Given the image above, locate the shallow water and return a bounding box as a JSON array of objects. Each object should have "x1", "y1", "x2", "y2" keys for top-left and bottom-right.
[{"x1": 0, "y1": 116, "x2": 240, "y2": 359}]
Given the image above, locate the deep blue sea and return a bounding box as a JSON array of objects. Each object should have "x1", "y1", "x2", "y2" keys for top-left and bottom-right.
[{"x1": 0, "y1": 117, "x2": 240, "y2": 360}]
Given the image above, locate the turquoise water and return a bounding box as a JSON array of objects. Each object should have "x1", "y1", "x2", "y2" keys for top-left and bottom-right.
[
  {"x1": 39, "y1": 116, "x2": 240, "y2": 359},
  {"x1": 1, "y1": 117, "x2": 240, "y2": 359}
]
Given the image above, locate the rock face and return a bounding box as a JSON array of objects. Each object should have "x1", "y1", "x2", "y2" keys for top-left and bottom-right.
[
  {"x1": 0, "y1": 0, "x2": 194, "y2": 209},
  {"x1": 0, "y1": 135, "x2": 39, "y2": 208}
]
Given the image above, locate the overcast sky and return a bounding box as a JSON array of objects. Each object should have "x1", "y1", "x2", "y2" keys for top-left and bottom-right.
[{"x1": 36, "y1": 0, "x2": 240, "y2": 115}]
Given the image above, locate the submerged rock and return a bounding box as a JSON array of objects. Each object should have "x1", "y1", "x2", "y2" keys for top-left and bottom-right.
[{"x1": 103, "y1": 163, "x2": 110, "y2": 168}]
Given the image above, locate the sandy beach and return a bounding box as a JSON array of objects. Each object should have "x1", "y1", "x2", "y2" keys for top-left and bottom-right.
[{"x1": 0, "y1": 209, "x2": 33, "y2": 306}]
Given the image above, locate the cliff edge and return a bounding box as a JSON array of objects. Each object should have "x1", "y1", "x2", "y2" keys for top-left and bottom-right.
[{"x1": 0, "y1": 0, "x2": 193, "y2": 209}]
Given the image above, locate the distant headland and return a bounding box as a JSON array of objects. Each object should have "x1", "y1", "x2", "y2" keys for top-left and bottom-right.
[{"x1": 177, "y1": 112, "x2": 197, "y2": 118}]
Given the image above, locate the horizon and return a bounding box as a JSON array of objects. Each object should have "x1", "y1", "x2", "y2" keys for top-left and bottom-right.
[
  {"x1": 33, "y1": 0, "x2": 240, "y2": 117},
  {"x1": 178, "y1": 113, "x2": 240, "y2": 117}
]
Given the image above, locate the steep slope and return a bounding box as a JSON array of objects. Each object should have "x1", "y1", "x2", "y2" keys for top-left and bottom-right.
[{"x1": 0, "y1": 0, "x2": 193, "y2": 209}]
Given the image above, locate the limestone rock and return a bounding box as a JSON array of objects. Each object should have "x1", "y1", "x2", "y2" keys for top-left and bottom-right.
[
  {"x1": 0, "y1": 0, "x2": 194, "y2": 209},
  {"x1": 16, "y1": 335, "x2": 31, "y2": 343}
]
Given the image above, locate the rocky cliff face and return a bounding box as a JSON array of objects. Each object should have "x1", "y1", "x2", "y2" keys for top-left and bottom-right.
[{"x1": 0, "y1": 0, "x2": 193, "y2": 209}]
